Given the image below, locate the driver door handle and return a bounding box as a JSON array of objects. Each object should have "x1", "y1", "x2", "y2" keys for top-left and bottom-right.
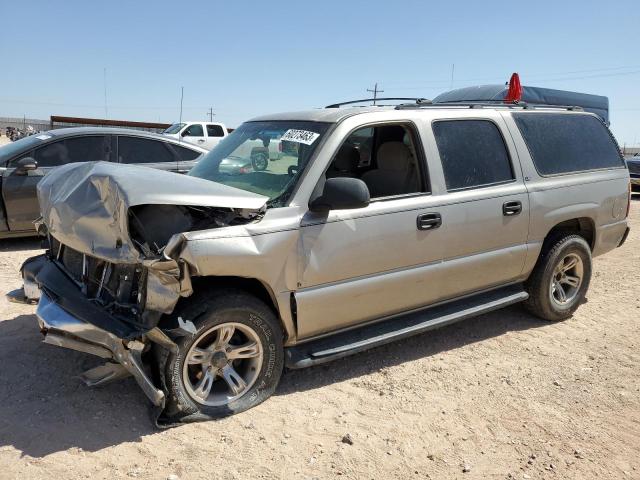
[{"x1": 417, "y1": 213, "x2": 442, "y2": 230}]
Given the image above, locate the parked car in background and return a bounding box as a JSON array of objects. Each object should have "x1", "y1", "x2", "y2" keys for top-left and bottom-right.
[
  {"x1": 16, "y1": 98, "x2": 630, "y2": 424},
  {"x1": 626, "y1": 154, "x2": 640, "y2": 193},
  {"x1": 0, "y1": 127, "x2": 207, "y2": 238},
  {"x1": 163, "y1": 121, "x2": 230, "y2": 150},
  {"x1": 162, "y1": 122, "x2": 287, "y2": 169}
]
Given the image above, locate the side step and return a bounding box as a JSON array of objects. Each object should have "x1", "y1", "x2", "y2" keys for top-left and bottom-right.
[{"x1": 285, "y1": 284, "x2": 528, "y2": 369}]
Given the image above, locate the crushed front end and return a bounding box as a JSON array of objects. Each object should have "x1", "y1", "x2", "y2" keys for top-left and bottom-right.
[{"x1": 15, "y1": 161, "x2": 268, "y2": 420}]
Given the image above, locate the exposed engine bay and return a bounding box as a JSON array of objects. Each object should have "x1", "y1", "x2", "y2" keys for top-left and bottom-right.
[{"x1": 128, "y1": 204, "x2": 259, "y2": 257}]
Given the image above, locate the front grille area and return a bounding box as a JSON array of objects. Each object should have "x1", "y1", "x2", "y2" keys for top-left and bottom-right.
[{"x1": 50, "y1": 237, "x2": 146, "y2": 319}]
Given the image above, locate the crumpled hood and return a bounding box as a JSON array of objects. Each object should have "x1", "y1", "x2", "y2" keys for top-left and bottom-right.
[{"x1": 38, "y1": 161, "x2": 268, "y2": 262}]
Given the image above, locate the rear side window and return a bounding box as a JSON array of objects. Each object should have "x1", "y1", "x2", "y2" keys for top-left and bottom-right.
[
  {"x1": 172, "y1": 144, "x2": 202, "y2": 161},
  {"x1": 513, "y1": 113, "x2": 624, "y2": 175},
  {"x1": 206, "y1": 124, "x2": 225, "y2": 137},
  {"x1": 118, "y1": 137, "x2": 175, "y2": 164},
  {"x1": 433, "y1": 120, "x2": 514, "y2": 191}
]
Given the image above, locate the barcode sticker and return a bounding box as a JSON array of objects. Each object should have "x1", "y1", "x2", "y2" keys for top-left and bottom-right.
[{"x1": 280, "y1": 129, "x2": 320, "y2": 145}]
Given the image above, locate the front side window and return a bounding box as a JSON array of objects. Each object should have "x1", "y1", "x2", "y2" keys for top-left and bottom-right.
[
  {"x1": 183, "y1": 124, "x2": 204, "y2": 137},
  {"x1": 513, "y1": 113, "x2": 624, "y2": 175},
  {"x1": 433, "y1": 120, "x2": 514, "y2": 191},
  {"x1": 33, "y1": 136, "x2": 108, "y2": 167},
  {"x1": 206, "y1": 124, "x2": 225, "y2": 137},
  {"x1": 189, "y1": 121, "x2": 330, "y2": 206},
  {"x1": 118, "y1": 137, "x2": 174, "y2": 164},
  {"x1": 328, "y1": 123, "x2": 426, "y2": 198}
]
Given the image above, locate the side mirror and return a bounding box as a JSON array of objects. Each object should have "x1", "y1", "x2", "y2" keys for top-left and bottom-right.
[
  {"x1": 309, "y1": 177, "x2": 370, "y2": 212},
  {"x1": 15, "y1": 157, "x2": 38, "y2": 175}
]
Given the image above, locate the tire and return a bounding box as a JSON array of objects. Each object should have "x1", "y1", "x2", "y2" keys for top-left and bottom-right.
[
  {"x1": 161, "y1": 290, "x2": 283, "y2": 422},
  {"x1": 524, "y1": 234, "x2": 592, "y2": 321},
  {"x1": 251, "y1": 153, "x2": 268, "y2": 171}
]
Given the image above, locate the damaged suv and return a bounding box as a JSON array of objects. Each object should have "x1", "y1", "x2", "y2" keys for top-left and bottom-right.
[{"x1": 16, "y1": 101, "x2": 630, "y2": 424}]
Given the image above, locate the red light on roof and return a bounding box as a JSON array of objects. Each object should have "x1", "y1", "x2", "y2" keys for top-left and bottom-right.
[{"x1": 505, "y1": 72, "x2": 522, "y2": 103}]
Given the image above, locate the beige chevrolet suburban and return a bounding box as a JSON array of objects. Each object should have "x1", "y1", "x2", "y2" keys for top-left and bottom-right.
[{"x1": 14, "y1": 100, "x2": 631, "y2": 424}]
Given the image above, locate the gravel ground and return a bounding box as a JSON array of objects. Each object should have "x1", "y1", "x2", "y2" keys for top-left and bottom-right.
[{"x1": 0, "y1": 198, "x2": 639, "y2": 480}]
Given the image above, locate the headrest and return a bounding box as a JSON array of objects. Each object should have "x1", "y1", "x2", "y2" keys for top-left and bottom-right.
[
  {"x1": 377, "y1": 142, "x2": 412, "y2": 171},
  {"x1": 332, "y1": 145, "x2": 360, "y2": 171}
]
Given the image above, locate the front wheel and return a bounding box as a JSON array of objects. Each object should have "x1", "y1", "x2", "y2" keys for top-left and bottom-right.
[
  {"x1": 161, "y1": 290, "x2": 284, "y2": 421},
  {"x1": 524, "y1": 234, "x2": 592, "y2": 321}
]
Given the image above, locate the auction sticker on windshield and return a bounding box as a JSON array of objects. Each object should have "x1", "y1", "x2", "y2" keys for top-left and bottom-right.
[{"x1": 281, "y1": 129, "x2": 320, "y2": 145}]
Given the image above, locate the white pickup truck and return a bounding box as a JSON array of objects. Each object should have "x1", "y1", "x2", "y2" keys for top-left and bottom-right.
[{"x1": 163, "y1": 121, "x2": 229, "y2": 150}]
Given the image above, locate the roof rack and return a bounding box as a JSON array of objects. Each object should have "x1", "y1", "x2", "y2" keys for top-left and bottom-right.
[
  {"x1": 395, "y1": 100, "x2": 584, "y2": 112},
  {"x1": 325, "y1": 98, "x2": 432, "y2": 108}
]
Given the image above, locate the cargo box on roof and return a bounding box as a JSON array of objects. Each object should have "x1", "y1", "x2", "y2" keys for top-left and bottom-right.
[{"x1": 433, "y1": 84, "x2": 609, "y2": 124}]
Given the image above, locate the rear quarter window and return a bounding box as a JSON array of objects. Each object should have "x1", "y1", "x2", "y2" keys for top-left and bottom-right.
[
  {"x1": 433, "y1": 120, "x2": 514, "y2": 191},
  {"x1": 513, "y1": 113, "x2": 624, "y2": 175}
]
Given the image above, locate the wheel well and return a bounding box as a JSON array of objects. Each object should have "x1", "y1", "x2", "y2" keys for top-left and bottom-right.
[
  {"x1": 543, "y1": 218, "x2": 595, "y2": 251},
  {"x1": 189, "y1": 276, "x2": 279, "y2": 316}
]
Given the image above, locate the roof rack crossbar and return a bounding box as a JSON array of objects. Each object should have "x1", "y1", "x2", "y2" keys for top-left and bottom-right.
[{"x1": 326, "y1": 98, "x2": 431, "y2": 108}]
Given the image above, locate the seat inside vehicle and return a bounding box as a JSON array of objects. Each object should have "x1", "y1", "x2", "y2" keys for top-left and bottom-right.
[{"x1": 361, "y1": 141, "x2": 420, "y2": 197}]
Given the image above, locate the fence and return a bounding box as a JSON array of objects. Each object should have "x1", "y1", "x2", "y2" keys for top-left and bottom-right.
[
  {"x1": 0, "y1": 116, "x2": 171, "y2": 135},
  {"x1": 0, "y1": 116, "x2": 51, "y2": 133}
]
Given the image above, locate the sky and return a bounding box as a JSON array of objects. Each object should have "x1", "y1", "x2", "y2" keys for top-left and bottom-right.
[{"x1": 1, "y1": 0, "x2": 639, "y2": 145}]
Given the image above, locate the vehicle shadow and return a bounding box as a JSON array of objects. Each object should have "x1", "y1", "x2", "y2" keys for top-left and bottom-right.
[
  {"x1": 0, "y1": 313, "x2": 156, "y2": 458},
  {"x1": 0, "y1": 236, "x2": 43, "y2": 252},
  {"x1": 0, "y1": 303, "x2": 548, "y2": 458},
  {"x1": 277, "y1": 304, "x2": 547, "y2": 395}
]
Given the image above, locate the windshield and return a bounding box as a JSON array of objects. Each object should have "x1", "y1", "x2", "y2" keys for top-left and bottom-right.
[
  {"x1": 0, "y1": 133, "x2": 53, "y2": 165},
  {"x1": 163, "y1": 123, "x2": 185, "y2": 134},
  {"x1": 189, "y1": 120, "x2": 330, "y2": 206}
]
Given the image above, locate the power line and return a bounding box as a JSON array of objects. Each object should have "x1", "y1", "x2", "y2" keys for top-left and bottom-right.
[{"x1": 366, "y1": 83, "x2": 384, "y2": 105}]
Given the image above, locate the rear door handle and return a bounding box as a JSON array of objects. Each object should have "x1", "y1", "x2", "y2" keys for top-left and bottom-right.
[
  {"x1": 503, "y1": 201, "x2": 522, "y2": 216},
  {"x1": 417, "y1": 213, "x2": 442, "y2": 230}
]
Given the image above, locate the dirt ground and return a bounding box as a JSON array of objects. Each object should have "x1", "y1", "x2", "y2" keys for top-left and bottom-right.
[{"x1": 0, "y1": 200, "x2": 639, "y2": 480}]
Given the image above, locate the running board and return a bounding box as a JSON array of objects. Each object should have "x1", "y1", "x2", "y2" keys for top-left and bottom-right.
[{"x1": 285, "y1": 285, "x2": 528, "y2": 369}]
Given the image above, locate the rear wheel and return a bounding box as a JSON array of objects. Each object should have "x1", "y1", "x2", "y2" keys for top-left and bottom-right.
[
  {"x1": 524, "y1": 235, "x2": 592, "y2": 321},
  {"x1": 162, "y1": 290, "x2": 283, "y2": 421}
]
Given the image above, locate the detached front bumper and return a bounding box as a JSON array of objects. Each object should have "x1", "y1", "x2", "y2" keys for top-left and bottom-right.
[{"x1": 24, "y1": 256, "x2": 166, "y2": 407}]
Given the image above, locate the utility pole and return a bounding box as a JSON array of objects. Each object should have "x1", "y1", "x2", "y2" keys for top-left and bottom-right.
[
  {"x1": 449, "y1": 64, "x2": 455, "y2": 90},
  {"x1": 178, "y1": 87, "x2": 184, "y2": 142},
  {"x1": 367, "y1": 83, "x2": 384, "y2": 105},
  {"x1": 103, "y1": 67, "x2": 108, "y2": 119},
  {"x1": 179, "y1": 87, "x2": 184, "y2": 124},
  {"x1": 207, "y1": 107, "x2": 215, "y2": 122}
]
